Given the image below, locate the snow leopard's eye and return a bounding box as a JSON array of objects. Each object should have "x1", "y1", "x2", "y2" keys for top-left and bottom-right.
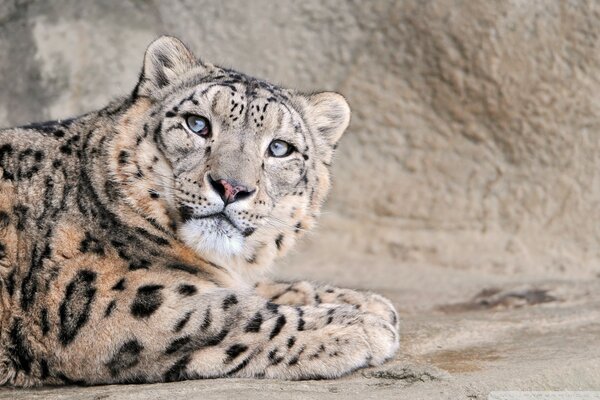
[
  {"x1": 185, "y1": 115, "x2": 210, "y2": 137},
  {"x1": 268, "y1": 139, "x2": 295, "y2": 158}
]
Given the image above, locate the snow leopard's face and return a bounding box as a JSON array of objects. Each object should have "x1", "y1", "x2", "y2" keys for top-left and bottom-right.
[{"x1": 120, "y1": 37, "x2": 350, "y2": 270}]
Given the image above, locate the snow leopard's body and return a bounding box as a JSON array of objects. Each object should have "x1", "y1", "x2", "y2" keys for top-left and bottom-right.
[{"x1": 0, "y1": 36, "x2": 399, "y2": 386}]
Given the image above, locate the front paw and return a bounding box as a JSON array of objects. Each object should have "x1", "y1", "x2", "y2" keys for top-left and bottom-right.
[
  {"x1": 360, "y1": 313, "x2": 400, "y2": 366},
  {"x1": 321, "y1": 288, "x2": 399, "y2": 331},
  {"x1": 362, "y1": 293, "x2": 400, "y2": 331}
]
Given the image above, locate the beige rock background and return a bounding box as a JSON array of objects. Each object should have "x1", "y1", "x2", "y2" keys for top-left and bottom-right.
[{"x1": 1, "y1": 1, "x2": 600, "y2": 399}]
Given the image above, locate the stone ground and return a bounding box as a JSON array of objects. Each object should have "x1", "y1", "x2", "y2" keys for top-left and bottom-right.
[{"x1": 2, "y1": 236, "x2": 599, "y2": 399}]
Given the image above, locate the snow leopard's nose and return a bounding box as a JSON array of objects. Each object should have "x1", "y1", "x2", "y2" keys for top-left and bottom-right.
[{"x1": 208, "y1": 175, "x2": 255, "y2": 206}]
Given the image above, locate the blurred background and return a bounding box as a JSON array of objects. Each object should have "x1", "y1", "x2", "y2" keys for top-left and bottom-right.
[{"x1": 1, "y1": 1, "x2": 600, "y2": 395}]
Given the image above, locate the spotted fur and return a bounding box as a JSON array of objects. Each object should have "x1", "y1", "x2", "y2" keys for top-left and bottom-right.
[{"x1": 0, "y1": 36, "x2": 399, "y2": 386}]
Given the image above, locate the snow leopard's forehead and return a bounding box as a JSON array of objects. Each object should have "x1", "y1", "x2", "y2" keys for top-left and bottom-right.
[
  {"x1": 166, "y1": 65, "x2": 294, "y2": 105},
  {"x1": 168, "y1": 73, "x2": 303, "y2": 133}
]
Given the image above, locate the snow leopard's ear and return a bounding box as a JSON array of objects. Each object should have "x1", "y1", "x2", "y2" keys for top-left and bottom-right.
[
  {"x1": 134, "y1": 36, "x2": 200, "y2": 98},
  {"x1": 302, "y1": 92, "x2": 351, "y2": 147}
]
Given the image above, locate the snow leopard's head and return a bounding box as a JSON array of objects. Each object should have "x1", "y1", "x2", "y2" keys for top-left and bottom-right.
[{"x1": 114, "y1": 36, "x2": 350, "y2": 274}]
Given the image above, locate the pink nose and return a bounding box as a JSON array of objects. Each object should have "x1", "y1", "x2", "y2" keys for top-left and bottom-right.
[
  {"x1": 219, "y1": 180, "x2": 245, "y2": 202},
  {"x1": 208, "y1": 175, "x2": 255, "y2": 205}
]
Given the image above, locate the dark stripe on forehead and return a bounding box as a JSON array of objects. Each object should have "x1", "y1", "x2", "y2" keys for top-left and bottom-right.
[
  {"x1": 276, "y1": 107, "x2": 284, "y2": 131},
  {"x1": 210, "y1": 90, "x2": 223, "y2": 113},
  {"x1": 172, "y1": 83, "x2": 230, "y2": 111}
]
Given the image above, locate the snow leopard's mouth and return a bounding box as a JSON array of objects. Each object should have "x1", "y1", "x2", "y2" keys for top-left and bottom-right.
[
  {"x1": 178, "y1": 206, "x2": 255, "y2": 237},
  {"x1": 199, "y1": 212, "x2": 236, "y2": 231}
]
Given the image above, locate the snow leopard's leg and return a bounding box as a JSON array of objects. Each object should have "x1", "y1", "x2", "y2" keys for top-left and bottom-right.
[
  {"x1": 46, "y1": 280, "x2": 398, "y2": 384},
  {"x1": 255, "y1": 280, "x2": 399, "y2": 330}
]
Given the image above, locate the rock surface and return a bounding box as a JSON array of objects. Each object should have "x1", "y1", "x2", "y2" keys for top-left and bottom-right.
[{"x1": 0, "y1": 0, "x2": 599, "y2": 398}]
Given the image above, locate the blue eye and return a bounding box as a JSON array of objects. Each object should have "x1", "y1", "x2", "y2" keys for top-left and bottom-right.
[
  {"x1": 186, "y1": 115, "x2": 210, "y2": 136},
  {"x1": 268, "y1": 139, "x2": 294, "y2": 157}
]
